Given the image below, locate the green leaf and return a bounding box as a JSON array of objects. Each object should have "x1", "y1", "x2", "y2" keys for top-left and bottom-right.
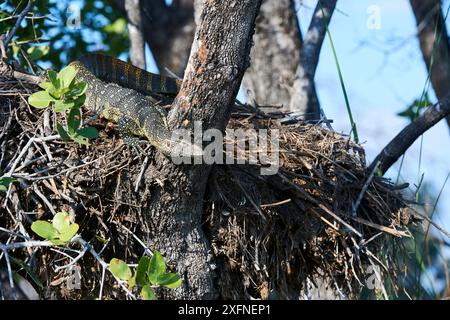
[
  {"x1": 57, "y1": 123, "x2": 70, "y2": 142},
  {"x1": 57, "y1": 65, "x2": 77, "y2": 88},
  {"x1": 141, "y1": 285, "x2": 157, "y2": 300},
  {"x1": 38, "y1": 82, "x2": 53, "y2": 90},
  {"x1": 52, "y1": 212, "x2": 71, "y2": 234},
  {"x1": 77, "y1": 126, "x2": 98, "y2": 139},
  {"x1": 71, "y1": 134, "x2": 89, "y2": 146},
  {"x1": 135, "y1": 256, "x2": 150, "y2": 286},
  {"x1": 58, "y1": 223, "x2": 79, "y2": 242},
  {"x1": 0, "y1": 177, "x2": 16, "y2": 192},
  {"x1": 104, "y1": 18, "x2": 127, "y2": 34},
  {"x1": 73, "y1": 95, "x2": 86, "y2": 108},
  {"x1": 27, "y1": 45, "x2": 50, "y2": 60},
  {"x1": 48, "y1": 87, "x2": 62, "y2": 99},
  {"x1": 67, "y1": 107, "x2": 82, "y2": 134},
  {"x1": 47, "y1": 69, "x2": 60, "y2": 90},
  {"x1": 155, "y1": 273, "x2": 182, "y2": 289},
  {"x1": 148, "y1": 251, "x2": 166, "y2": 285},
  {"x1": 95, "y1": 235, "x2": 108, "y2": 243},
  {"x1": 28, "y1": 91, "x2": 55, "y2": 108},
  {"x1": 54, "y1": 99, "x2": 74, "y2": 113},
  {"x1": 31, "y1": 221, "x2": 57, "y2": 240},
  {"x1": 109, "y1": 258, "x2": 132, "y2": 281},
  {"x1": 69, "y1": 81, "x2": 87, "y2": 96},
  {"x1": 11, "y1": 257, "x2": 44, "y2": 289},
  {"x1": 127, "y1": 274, "x2": 136, "y2": 288}
]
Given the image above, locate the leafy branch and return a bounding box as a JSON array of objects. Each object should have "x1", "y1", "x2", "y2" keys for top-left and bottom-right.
[
  {"x1": 110, "y1": 252, "x2": 182, "y2": 300},
  {"x1": 28, "y1": 65, "x2": 98, "y2": 145}
]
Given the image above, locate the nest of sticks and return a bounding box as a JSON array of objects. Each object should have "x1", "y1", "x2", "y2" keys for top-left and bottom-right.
[{"x1": 0, "y1": 77, "x2": 415, "y2": 299}]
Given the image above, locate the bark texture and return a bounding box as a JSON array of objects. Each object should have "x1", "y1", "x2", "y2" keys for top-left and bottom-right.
[
  {"x1": 410, "y1": 0, "x2": 450, "y2": 128},
  {"x1": 242, "y1": 0, "x2": 302, "y2": 110},
  {"x1": 113, "y1": 0, "x2": 196, "y2": 75},
  {"x1": 125, "y1": 0, "x2": 146, "y2": 69},
  {"x1": 140, "y1": 0, "x2": 262, "y2": 299},
  {"x1": 288, "y1": 0, "x2": 337, "y2": 119}
]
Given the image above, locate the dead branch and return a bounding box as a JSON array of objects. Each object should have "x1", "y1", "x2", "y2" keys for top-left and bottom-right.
[
  {"x1": 371, "y1": 95, "x2": 450, "y2": 175},
  {"x1": 4, "y1": 0, "x2": 37, "y2": 48}
]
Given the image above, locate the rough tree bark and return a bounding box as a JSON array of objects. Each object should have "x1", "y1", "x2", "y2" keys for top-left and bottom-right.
[
  {"x1": 113, "y1": 0, "x2": 196, "y2": 76},
  {"x1": 243, "y1": 0, "x2": 335, "y2": 119},
  {"x1": 140, "y1": 0, "x2": 262, "y2": 299},
  {"x1": 289, "y1": 0, "x2": 337, "y2": 119},
  {"x1": 125, "y1": 0, "x2": 146, "y2": 69},
  {"x1": 242, "y1": 0, "x2": 303, "y2": 110},
  {"x1": 410, "y1": 0, "x2": 450, "y2": 128}
]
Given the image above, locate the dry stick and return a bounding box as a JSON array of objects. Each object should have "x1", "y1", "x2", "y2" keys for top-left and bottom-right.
[
  {"x1": 0, "y1": 35, "x2": 7, "y2": 59},
  {"x1": 12, "y1": 70, "x2": 42, "y2": 84},
  {"x1": 71, "y1": 237, "x2": 136, "y2": 299},
  {"x1": 134, "y1": 156, "x2": 149, "y2": 192},
  {"x1": 0, "y1": 237, "x2": 136, "y2": 299},
  {"x1": 118, "y1": 224, "x2": 153, "y2": 256},
  {"x1": 54, "y1": 246, "x2": 89, "y2": 272},
  {"x1": 4, "y1": 0, "x2": 37, "y2": 48},
  {"x1": 277, "y1": 171, "x2": 362, "y2": 237},
  {"x1": 5, "y1": 135, "x2": 60, "y2": 177},
  {"x1": 229, "y1": 167, "x2": 265, "y2": 220},
  {"x1": 3, "y1": 135, "x2": 60, "y2": 206},
  {"x1": 371, "y1": 96, "x2": 450, "y2": 175},
  {"x1": 32, "y1": 184, "x2": 56, "y2": 216},
  {"x1": 352, "y1": 160, "x2": 380, "y2": 217}
]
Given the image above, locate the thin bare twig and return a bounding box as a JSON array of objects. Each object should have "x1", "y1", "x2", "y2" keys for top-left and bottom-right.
[{"x1": 4, "y1": 0, "x2": 37, "y2": 48}]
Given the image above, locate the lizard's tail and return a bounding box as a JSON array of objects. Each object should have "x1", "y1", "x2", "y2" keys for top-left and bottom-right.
[{"x1": 77, "y1": 53, "x2": 182, "y2": 96}]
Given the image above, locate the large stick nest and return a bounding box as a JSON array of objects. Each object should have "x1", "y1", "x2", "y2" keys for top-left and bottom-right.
[{"x1": 0, "y1": 78, "x2": 415, "y2": 299}]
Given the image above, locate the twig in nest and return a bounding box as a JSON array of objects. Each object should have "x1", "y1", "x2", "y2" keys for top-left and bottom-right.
[
  {"x1": 229, "y1": 167, "x2": 265, "y2": 220},
  {"x1": 352, "y1": 160, "x2": 380, "y2": 217}
]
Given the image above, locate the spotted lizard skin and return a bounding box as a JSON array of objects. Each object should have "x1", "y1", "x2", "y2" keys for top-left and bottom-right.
[{"x1": 69, "y1": 54, "x2": 182, "y2": 155}]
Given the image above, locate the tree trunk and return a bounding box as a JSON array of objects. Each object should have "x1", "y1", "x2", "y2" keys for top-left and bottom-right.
[
  {"x1": 410, "y1": 0, "x2": 450, "y2": 128},
  {"x1": 141, "y1": 0, "x2": 262, "y2": 299},
  {"x1": 125, "y1": 0, "x2": 146, "y2": 69},
  {"x1": 242, "y1": 0, "x2": 302, "y2": 110},
  {"x1": 113, "y1": 0, "x2": 196, "y2": 76},
  {"x1": 288, "y1": 0, "x2": 337, "y2": 119}
]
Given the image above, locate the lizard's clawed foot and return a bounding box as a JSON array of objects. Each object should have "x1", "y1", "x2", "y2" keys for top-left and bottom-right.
[{"x1": 123, "y1": 135, "x2": 149, "y2": 156}]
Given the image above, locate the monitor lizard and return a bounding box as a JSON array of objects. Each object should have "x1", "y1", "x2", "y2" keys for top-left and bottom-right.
[{"x1": 69, "y1": 54, "x2": 198, "y2": 157}]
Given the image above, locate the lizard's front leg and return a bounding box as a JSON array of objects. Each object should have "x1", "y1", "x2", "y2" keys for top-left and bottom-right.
[{"x1": 118, "y1": 116, "x2": 148, "y2": 155}]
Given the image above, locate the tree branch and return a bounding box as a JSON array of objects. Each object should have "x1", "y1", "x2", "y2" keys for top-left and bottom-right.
[
  {"x1": 289, "y1": 0, "x2": 337, "y2": 119},
  {"x1": 168, "y1": 0, "x2": 262, "y2": 131},
  {"x1": 371, "y1": 95, "x2": 450, "y2": 175},
  {"x1": 125, "y1": 0, "x2": 146, "y2": 69},
  {"x1": 3, "y1": 0, "x2": 36, "y2": 48},
  {"x1": 134, "y1": 0, "x2": 263, "y2": 299},
  {"x1": 410, "y1": 0, "x2": 450, "y2": 129}
]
